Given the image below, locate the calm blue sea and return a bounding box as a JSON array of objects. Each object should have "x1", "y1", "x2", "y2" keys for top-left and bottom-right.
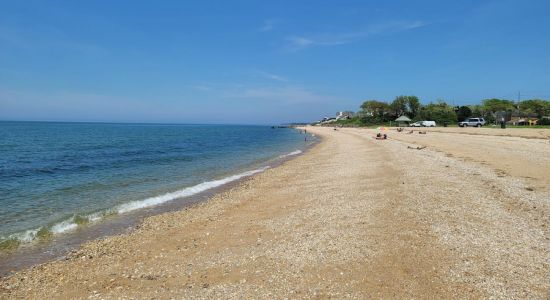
[{"x1": 0, "y1": 122, "x2": 313, "y2": 248}]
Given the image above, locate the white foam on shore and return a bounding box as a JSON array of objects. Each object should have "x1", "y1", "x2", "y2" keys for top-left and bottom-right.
[
  {"x1": 15, "y1": 228, "x2": 39, "y2": 243},
  {"x1": 86, "y1": 212, "x2": 104, "y2": 223},
  {"x1": 50, "y1": 219, "x2": 78, "y2": 234},
  {"x1": 1, "y1": 166, "x2": 271, "y2": 246},
  {"x1": 116, "y1": 166, "x2": 270, "y2": 214},
  {"x1": 278, "y1": 150, "x2": 302, "y2": 159}
]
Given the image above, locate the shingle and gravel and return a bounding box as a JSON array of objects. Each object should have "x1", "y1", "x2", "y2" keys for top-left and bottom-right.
[{"x1": 1, "y1": 127, "x2": 549, "y2": 299}]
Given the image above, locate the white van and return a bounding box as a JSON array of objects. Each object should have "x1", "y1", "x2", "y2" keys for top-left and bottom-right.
[{"x1": 421, "y1": 121, "x2": 436, "y2": 127}]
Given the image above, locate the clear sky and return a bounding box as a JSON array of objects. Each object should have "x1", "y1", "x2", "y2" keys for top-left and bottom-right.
[{"x1": 1, "y1": 0, "x2": 549, "y2": 124}]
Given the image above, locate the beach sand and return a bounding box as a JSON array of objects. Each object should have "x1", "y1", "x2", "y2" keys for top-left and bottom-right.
[{"x1": 1, "y1": 127, "x2": 549, "y2": 299}]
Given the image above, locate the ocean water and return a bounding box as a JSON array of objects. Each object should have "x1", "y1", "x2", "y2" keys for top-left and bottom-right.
[{"x1": 0, "y1": 122, "x2": 313, "y2": 249}]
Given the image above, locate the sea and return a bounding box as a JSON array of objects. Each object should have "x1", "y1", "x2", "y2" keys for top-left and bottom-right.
[{"x1": 0, "y1": 121, "x2": 315, "y2": 270}]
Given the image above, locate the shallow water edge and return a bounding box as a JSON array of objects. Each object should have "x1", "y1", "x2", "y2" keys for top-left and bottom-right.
[{"x1": 0, "y1": 135, "x2": 319, "y2": 277}]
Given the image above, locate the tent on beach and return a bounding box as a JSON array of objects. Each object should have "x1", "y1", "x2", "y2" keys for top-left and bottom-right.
[{"x1": 395, "y1": 115, "x2": 412, "y2": 127}]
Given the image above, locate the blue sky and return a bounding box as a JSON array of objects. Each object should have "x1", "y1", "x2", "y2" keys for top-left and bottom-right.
[{"x1": 1, "y1": 0, "x2": 549, "y2": 124}]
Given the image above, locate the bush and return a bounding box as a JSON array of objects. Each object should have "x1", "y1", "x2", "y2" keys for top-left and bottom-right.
[
  {"x1": 417, "y1": 101, "x2": 457, "y2": 125},
  {"x1": 334, "y1": 117, "x2": 364, "y2": 127}
]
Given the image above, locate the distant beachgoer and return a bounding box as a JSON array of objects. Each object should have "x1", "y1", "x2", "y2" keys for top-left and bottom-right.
[{"x1": 375, "y1": 133, "x2": 387, "y2": 140}]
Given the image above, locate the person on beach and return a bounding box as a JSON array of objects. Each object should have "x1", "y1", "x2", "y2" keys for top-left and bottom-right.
[{"x1": 375, "y1": 133, "x2": 387, "y2": 140}]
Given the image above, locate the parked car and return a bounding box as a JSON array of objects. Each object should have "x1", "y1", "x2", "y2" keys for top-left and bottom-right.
[
  {"x1": 458, "y1": 118, "x2": 486, "y2": 127},
  {"x1": 410, "y1": 121, "x2": 436, "y2": 127},
  {"x1": 421, "y1": 121, "x2": 436, "y2": 127}
]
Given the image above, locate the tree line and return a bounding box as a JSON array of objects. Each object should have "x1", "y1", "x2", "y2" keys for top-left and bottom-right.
[{"x1": 348, "y1": 96, "x2": 550, "y2": 126}]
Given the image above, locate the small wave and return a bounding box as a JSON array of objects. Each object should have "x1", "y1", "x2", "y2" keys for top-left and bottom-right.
[
  {"x1": 278, "y1": 150, "x2": 302, "y2": 159},
  {"x1": 0, "y1": 166, "x2": 270, "y2": 249},
  {"x1": 116, "y1": 166, "x2": 270, "y2": 214},
  {"x1": 51, "y1": 218, "x2": 78, "y2": 234},
  {"x1": 49, "y1": 212, "x2": 107, "y2": 234},
  {"x1": 1, "y1": 228, "x2": 41, "y2": 249},
  {"x1": 86, "y1": 212, "x2": 105, "y2": 223},
  {"x1": 16, "y1": 228, "x2": 40, "y2": 243},
  {"x1": 2, "y1": 215, "x2": 91, "y2": 246}
]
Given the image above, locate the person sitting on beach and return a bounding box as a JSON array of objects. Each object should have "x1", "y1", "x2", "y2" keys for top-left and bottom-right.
[{"x1": 375, "y1": 133, "x2": 387, "y2": 140}]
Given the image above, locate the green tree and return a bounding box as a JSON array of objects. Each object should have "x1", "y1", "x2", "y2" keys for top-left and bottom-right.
[
  {"x1": 390, "y1": 96, "x2": 408, "y2": 117},
  {"x1": 390, "y1": 95, "x2": 421, "y2": 119},
  {"x1": 360, "y1": 100, "x2": 390, "y2": 117},
  {"x1": 456, "y1": 106, "x2": 472, "y2": 122},
  {"x1": 406, "y1": 96, "x2": 421, "y2": 119},
  {"x1": 359, "y1": 100, "x2": 392, "y2": 124},
  {"x1": 418, "y1": 100, "x2": 457, "y2": 125},
  {"x1": 470, "y1": 104, "x2": 494, "y2": 123},
  {"x1": 519, "y1": 99, "x2": 550, "y2": 117},
  {"x1": 481, "y1": 98, "x2": 515, "y2": 113}
]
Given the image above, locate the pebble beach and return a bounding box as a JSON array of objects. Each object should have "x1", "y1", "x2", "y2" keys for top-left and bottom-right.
[{"x1": 1, "y1": 126, "x2": 549, "y2": 299}]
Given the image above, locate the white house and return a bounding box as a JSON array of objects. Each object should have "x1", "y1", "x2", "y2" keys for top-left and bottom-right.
[{"x1": 336, "y1": 111, "x2": 354, "y2": 120}]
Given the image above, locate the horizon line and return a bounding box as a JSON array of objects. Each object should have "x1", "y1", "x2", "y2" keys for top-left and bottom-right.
[{"x1": 0, "y1": 119, "x2": 309, "y2": 126}]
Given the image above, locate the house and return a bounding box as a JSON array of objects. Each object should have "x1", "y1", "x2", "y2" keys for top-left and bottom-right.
[
  {"x1": 507, "y1": 110, "x2": 539, "y2": 125},
  {"x1": 316, "y1": 117, "x2": 337, "y2": 124},
  {"x1": 336, "y1": 111, "x2": 355, "y2": 120}
]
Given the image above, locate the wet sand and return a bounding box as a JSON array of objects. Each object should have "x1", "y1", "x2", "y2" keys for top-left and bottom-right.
[{"x1": 1, "y1": 126, "x2": 549, "y2": 299}]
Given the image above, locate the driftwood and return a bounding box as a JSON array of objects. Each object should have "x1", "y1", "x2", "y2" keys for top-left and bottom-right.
[{"x1": 407, "y1": 146, "x2": 427, "y2": 150}]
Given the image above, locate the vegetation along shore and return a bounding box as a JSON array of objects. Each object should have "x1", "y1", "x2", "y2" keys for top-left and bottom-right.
[{"x1": 320, "y1": 96, "x2": 550, "y2": 127}]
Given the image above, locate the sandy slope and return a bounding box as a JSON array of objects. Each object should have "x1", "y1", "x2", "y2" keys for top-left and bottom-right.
[
  {"x1": 386, "y1": 127, "x2": 550, "y2": 192},
  {"x1": 1, "y1": 127, "x2": 549, "y2": 299}
]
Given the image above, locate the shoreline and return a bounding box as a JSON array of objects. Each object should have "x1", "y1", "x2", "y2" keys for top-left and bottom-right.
[
  {"x1": 0, "y1": 134, "x2": 319, "y2": 277},
  {"x1": 1, "y1": 126, "x2": 548, "y2": 298}
]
